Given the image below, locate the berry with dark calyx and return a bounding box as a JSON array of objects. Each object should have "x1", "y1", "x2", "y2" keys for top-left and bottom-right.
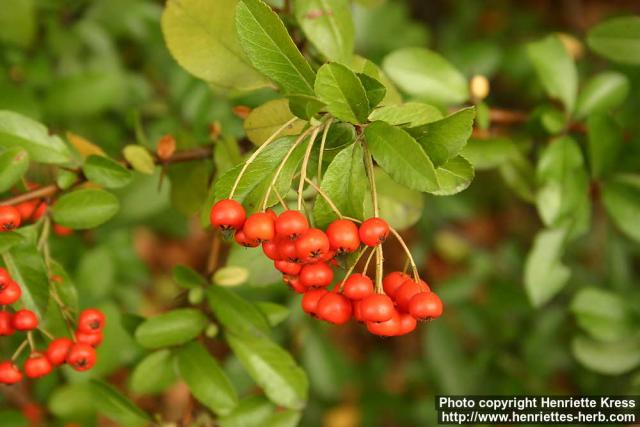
[
  {"x1": 234, "y1": 229, "x2": 259, "y2": 248},
  {"x1": 12, "y1": 309, "x2": 38, "y2": 331},
  {"x1": 366, "y1": 311, "x2": 400, "y2": 337},
  {"x1": 262, "y1": 240, "x2": 280, "y2": 260},
  {"x1": 360, "y1": 294, "x2": 395, "y2": 322},
  {"x1": 277, "y1": 239, "x2": 301, "y2": 263},
  {"x1": 275, "y1": 210, "x2": 308, "y2": 240},
  {"x1": 301, "y1": 288, "x2": 329, "y2": 316},
  {"x1": 274, "y1": 260, "x2": 302, "y2": 276},
  {"x1": 77, "y1": 309, "x2": 105, "y2": 333},
  {"x1": 295, "y1": 228, "x2": 330, "y2": 261},
  {"x1": 394, "y1": 280, "x2": 423, "y2": 313},
  {"x1": 15, "y1": 200, "x2": 39, "y2": 222},
  {"x1": 382, "y1": 271, "x2": 410, "y2": 299},
  {"x1": 299, "y1": 262, "x2": 334, "y2": 288},
  {"x1": 210, "y1": 199, "x2": 246, "y2": 231},
  {"x1": 0, "y1": 280, "x2": 22, "y2": 305},
  {"x1": 0, "y1": 361, "x2": 23, "y2": 384},
  {"x1": 243, "y1": 212, "x2": 275, "y2": 243},
  {"x1": 46, "y1": 338, "x2": 73, "y2": 366},
  {"x1": 358, "y1": 217, "x2": 389, "y2": 247},
  {"x1": 409, "y1": 292, "x2": 443, "y2": 320},
  {"x1": 326, "y1": 219, "x2": 360, "y2": 253},
  {"x1": 66, "y1": 343, "x2": 97, "y2": 372},
  {"x1": 76, "y1": 330, "x2": 103, "y2": 347},
  {"x1": 24, "y1": 353, "x2": 53, "y2": 378},
  {"x1": 397, "y1": 313, "x2": 417, "y2": 335},
  {"x1": 283, "y1": 275, "x2": 305, "y2": 293},
  {"x1": 0, "y1": 205, "x2": 21, "y2": 231},
  {"x1": 315, "y1": 292, "x2": 352, "y2": 325},
  {"x1": 0, "y1": 311, "x2": 14, "y2": 336},
  {"x1": 342, "y1": 274, "x2": 374, "y2": 300}
]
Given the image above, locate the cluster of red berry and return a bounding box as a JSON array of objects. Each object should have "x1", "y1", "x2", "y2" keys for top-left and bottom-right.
[
  {"x1": 0, "y1": 185, "x2": 72, "y2": 235},
  {"x1": 210, "y1": 199, "x2": 443, "y2": 337},
  {"x1": 0, "y1": 268, "x2": 103, "y2": 384}
]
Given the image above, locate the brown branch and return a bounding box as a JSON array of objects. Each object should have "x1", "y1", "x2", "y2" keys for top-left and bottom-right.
[{"x1": 0, "y1": 146, "x2": 213, "y2": 206}]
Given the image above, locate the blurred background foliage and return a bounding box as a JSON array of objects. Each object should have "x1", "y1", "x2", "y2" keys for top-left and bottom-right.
[{"x1": 1, "y1": 0, "x2": 640, "y2": 426}]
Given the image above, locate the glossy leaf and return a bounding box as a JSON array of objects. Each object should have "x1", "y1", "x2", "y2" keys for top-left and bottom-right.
[
  {"x1": 3, "y1": 243, "x2": 49, "y2": 317},
  {"x1": 524, "y1": 228, "x2": 570, "y2": 307},
  {"x1": 176, "y1": 341, "x2": 239, "y2": 415},
  {"x1": 130, "y1": 350, "x2": 177, "y2": 395},
  {"x1": 91, "y1": 380, "x2": 152, "y2": 427},
  {"x1": 602, "y1": 175, "x2": 640, "y2": 243},
  {"x1": 575, "y1": 72, "x2": 629, "y2": 118},
  {"x1": 244, "y1": 99, "x2": 306, "y2": 145},
  {"x1": 83, "y1": 155, "x2": 133, "y2": 189},
  {"x1": 314, "y1": 63, "x2": 370, "y2": 124},
  {"x1": 236, "y1": 0, "x2": 315, "y2": 95},
  {"x1": 52, "y1": 189, "x2": 120, "y2": 229},
  {"x1": 357, "y1": 73, "x2": 386, "y2": 109},
  {"x1": 368, "y1": 102, "x2": 443, "y2": 128},
  {"x1": 134, "y1": 308, "x2": 208, "y2": 349},
  {"x1": 207, "y1": 286, "x2": 270, "y2": 337},
  {"x1": 587, "y1": 16, "x2": 640, "y2": 65},
  {"x1": 572, "y1": 335, "x2": 640, "y2": 375},
  {"x1": 0, "y1": 147, "x2": 29, "y2": 192}
]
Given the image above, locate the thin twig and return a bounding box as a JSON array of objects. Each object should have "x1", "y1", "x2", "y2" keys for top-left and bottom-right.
[{"x1": 317, "y1": 119, "x2": 333, "y2": 183}]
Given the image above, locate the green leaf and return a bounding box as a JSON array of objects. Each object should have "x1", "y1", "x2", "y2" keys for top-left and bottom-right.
[
  {"x1": 0, "y1": 147, "x2": 29, "y2": 192},
  {"x1": 48, "y1": 383, "x2": 95, "y2": 419},
  {"x1": 364, "y1": 121, "x2": 438, "y2": 193},
  {"x1": 48, "y1": 261, "x2": 79, "y2": 317},
  {"x1": 130, "y1": 350, "x2": 177, "y2": 395},
  {"x1": 368, "y1": 102, "x2": 443, "y2": 128},
  {"x1": 407, "y1": 107, "x2": 475, "y2": 167},
  {"x1": 90, "y1": 380, "x2": 152, "y2": 427},
  {"x1": 173, "y1": 265, "x2": 208, "y2": 289},
  {"x1": 207, "y1": 286, "x2": 270, "y2": 338},
  {"x1": 526, "y1": 35, "x2": 577, "y2": 112},
  {"x1": 357, "y1": 73, "x2": 386, "y2": 110},
  {"x1": 162, "y1": 0, "x2": 268, "y2": 90},
  {"x1": 461, "y1": 137, "x2": 516, "y2": 170},
  {"x1": 0, "y1": 232, "x2": 26, "y2": 254},
  {"x1": 314, "y1": 63, "x2": 370, "y2": 124},
  {"x1": 575, "y1": 72, "x2": 629, "y2": 118},
  {"x1": 375, "y1": 168, "x2": 424, "y2": 230},
  {"x1": 83, "y1": 155, "x2": 133, "y2": 189},
  {"x1": 236, "y1": 0, "x2": 315, "y2": 95},
  {"x1": 570, "y1": 287, "x2": 634, "y2": 342},
  {"x1": 226, "y1": 332, "x2": 308, "y2": 409},
  {"x1": 256, "y1": 302, "x2": 290, "y2": 327},
  {"x1": 572, "y1": 335, "x2": 640, "y2": 375},
  {"x1": 602, "y1": 174, "x2": 640, "y2": 243},
  {"x1": 213, "y1": 266, "x2": 250, "y2": 287},
  {"x1": 288, "y1": 95, "x2": 325, "y2": 120},
  {"x1": 0, "y1": 0, "x2": 35, "y2": 47},
  {"x1": 135, "y1": 308, "x2": 208, "y2": 349},
  {"x1": 212, "y1": 136, "x2": 307, "y2": 212},
  {"x1": 0, "y1": 110, "x2": 72, "y2": 164},
  {"x1": 587, "y1": 114, "x2": 622, "y2": 179},
  {"x1": 168, "y1": 161, "x2": 210, "y2": 215},
  {"x1": 219, "y1": 397, "x2": 275, "y2": 427},
  {"x1": 244, "y1": 99, "x2": 307, "y2": 146},
  {"x1": 499, "y1": 150, "x2": 536, "y2": 202},
  {"x1": 431, "y1": 155, "x2": 475, "y2": 196},
  {"x1": 3, "y1": 243, "x2": 49, "y2": 317},
  {"x1": 52, "y1": 188, "x2": 120, "y2": 229},
  {"x1": 587, "y1": 16, "x2": 640, "y2": 65},
  {"x1": 226, "y1": 244, "x2": 282, "y2": 286},
  {"x1": 123, "y1": 145, "x2": 155, "y2": 175},
  {"x1": 313, "y1": 143, "x2": 368, "y2": 228},
  {"x1": 294, "y1": 0, "x2": 354, "y2": 63},
  {"x1": 352, "y1": 56, "x2": 403, "y2": 106},
  {"x1": 382, "y1": 47, "x2": 469, "y2": 105},
  {"x1": 176, "y1": 341, "x2": 239, "y2": 415},
  {"x1": 524, "y1": 228, "x2": 570, "y2": 307}
]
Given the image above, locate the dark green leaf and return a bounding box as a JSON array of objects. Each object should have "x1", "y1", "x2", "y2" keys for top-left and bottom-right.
[
  {"x1": 526, "y1": 35, "x2": 577, "y2": 112},
  {"x1": 48, "y1": 261, "x2": 79, "y2": 316},
  {"x1": 135, "y1": 308, "x2": 208, "y2": 349},
  {"x1": 368, "y1": 102, "x2": 443, "y2": 128},
  {"x1": 52, "y1": 188, "x2": 120, "y2": 229},
  {"x1": 313, "y1": 143, "x2": 368, "y2": 228},
  {"x1": 236, "y1": 0, "x2": 315, "y2": 95},
  {"x1": 572, "y1": 335, "x2": 640, "y2": 375},
  {"x1": 524, "y1": 228, "x2": 570, "y2": 307},
  {"x1": 176, "y1": 341, "x2": 238, "y2": 415},
  {"x1": 587, "y1": 114, "x2": 622, "y2": 179},
  {"x1": 0, "y1": 232, "x2": 26, "y2": 254},
  {"x1": 173, "y1": 265, "x2": 207, "y2": 289},
  {"x1": 207, "y1": 286, "x2": 270, "y2": 337},
  {"x1": 575, "y1": 72, "x2": 629, "y2": 118},
  {"x1": 570, "y1": 287, "x2": 634, "y2": 342},
  {"x1": 244, "y1": 99, "x2": 306, "y2": 145},
  {"x1": 91, "y1": 380, "x2": 152, "y2": 427},
  {"x1": 0, "y1": 147, "x2": 29, "y2": 192},
  {"x1": 314, "y1": 63, "x2": 370, "y2": 124},
  {"x1": 3, "y1": 243, "x2": 49, "y2": 317},
  {"x1": 352, "y1": 56, "x2": 403, "y2": 106},
  {"x1": 288, "y1": 95, "x2": 325, "y2": 120},
  {"x1": 499, "y1": 150, "x2": 536, "y2": 202},
  {"x1": 587, "y1": 16, "x2": 640, "y2": 65},
  {"x1": 83, "y1": 155, "x2": 133, "y2": 189},
  {"x1": 130, "y1": 350, "x2": 177, "y2": 395},
  {"x1": 357, "y1": 73, "x2": 386, "y2": 109},
  {"x1": 602, "y1": 174, "x2": 640, "y2": 243}
]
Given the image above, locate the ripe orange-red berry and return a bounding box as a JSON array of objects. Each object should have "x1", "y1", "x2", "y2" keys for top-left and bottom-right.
[
  {"x1": 326, "y1": 219, "x2": 360, "y2": 253},
  {"x1": 358, "y1": 218, "x2": 389, "y2": 247},
  {"x1": 0, "y1": 206, "x2": 21, "y2": 231},
  {"x1": 210, "y1": 199, "x2": 246, "y2": 231},
  {"x1": 275, "y1": 210, "x2": 308, "y2": 240}
]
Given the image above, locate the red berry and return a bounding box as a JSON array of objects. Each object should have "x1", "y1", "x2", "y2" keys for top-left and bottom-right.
[
  {"x1": 0, "y1": 361, "x2": 23, "y2": 384},
  {"x1": 53, "y1": 224, "x2": 73, "y2": 236},
  {"x1": 358, "y1": 217, "x2": 389, "y2": 247},
  {"x1": 77, "y1": 309, "x2": 106, "y2": 333},
  {"x1": 76, "y1": 330, "x2": 104, "y2": 347},
  {"x1": 12, "y1": 309, "x2": 38, "y2": 331},
  {"x1": 66, "y1": 343, "x2": 97, "y2": 372},
  {"x1": 366, "y1": 311, "x2": 400, "y2": 336},
  {"x1": 315, "y1": 293, "x2": 352, "y2": 325},
  {"x1": 283, "y1": 275, "x2": 305, "y2": 293},
  {"x1": 275, "y1": 210, "x2": 308, "y2": 240},
  {"x1": 266, "y1": 209, "x2": 278, "y2": 221},
  {"x1": 342, "y1": 274, "x2": 374, "y2": 300},
  {"x1": 295, "y1": 229, "x2": 330, "y2": 261},
  {"x1": 299, "y1": 262, "x2": 334, "y2": 288},
  {"x1": 46, "y1": 338, "x2": 73, "y2": 366},
  {"x1": 15, "y1": 200, "x2": 39, "y2": 222},
  {"x1": 353, "y1": 300, "x2": 364, "y2": 322},
  {"x1": 301, "y1": 289, "x2": 328, "y2": 316},
  {"x1": 409, "y1": 292, "x2": 443, "y2": 320},
  {"x1": 0, "y1": 206, "x2": 21, "y2": 231},
  {"x1": 210, "y1": 199, "x2": 246, "y2": 231},
  {"x1": 260, "y1": 240, "x2": 278, "y2": 260},
  {"x1": 234, "y1": 229, "x2": 259, "y2": 247},
  {"x1": 31, "y1": 202, "x2": 47, "y2": 221},
  {"x1": 274, "y1": 260, "x2": 302, "y2": 276},
  {"x1": 397, "y1": 313, "x2": 417, "y2": 335},
  {"x1": 382, "y1": 271, "x2": 410, "y2": 298},
  {"x1": 0, "y1": 267, "x2": 9, "y2": 283},
  {"x1": 277, "y1": 239, "x2": 301, "y2": 263},
  {"x1": 24, "y1": 354, "x2": 53, "y2": 378},
  {"x1": 394, "y1": 280, "x2": 422, "y2": 312},
  {"x1": 0, "y1": 280, "x2": 22, "y2": 305},
  {"x1": 0, "y1": 311, "x2": 14, "y2": 336},
  {"x1": 326, "y1": 219, "x2": 360, "y2": 253},
  {"x1": 243, "y1": 212, "x2": 275, "y2": 243},
  {"x1": 360, "y1": 294, "x2": 395, "y2": 322}
]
